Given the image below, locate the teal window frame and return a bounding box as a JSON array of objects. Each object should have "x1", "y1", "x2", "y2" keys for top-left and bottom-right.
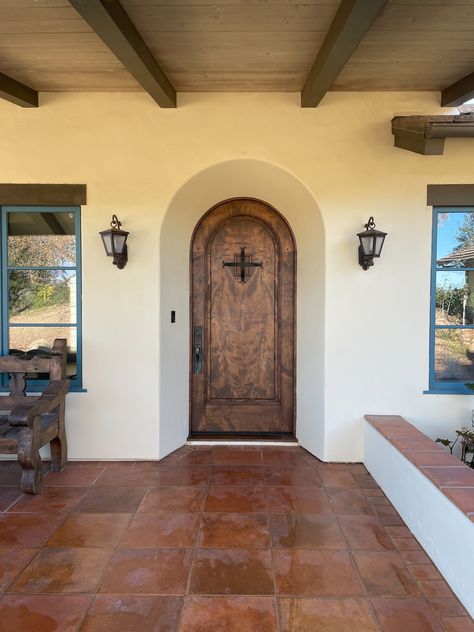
[
  {"x1": 428, "y1": 206, "x2": 474, "y2": 394},
  {"x1": 0, "y1": 205, "x2": 83, "y2": 391}
]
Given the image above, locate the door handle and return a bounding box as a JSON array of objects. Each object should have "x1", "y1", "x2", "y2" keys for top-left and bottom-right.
[{"x1": 194, "y1": 325, "x2": 202, "y2": 374}]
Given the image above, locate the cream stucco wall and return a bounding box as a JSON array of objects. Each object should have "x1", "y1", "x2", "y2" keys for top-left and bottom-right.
[{"x1": 1, "y1": 90, "x2": 473, "y2": 462}]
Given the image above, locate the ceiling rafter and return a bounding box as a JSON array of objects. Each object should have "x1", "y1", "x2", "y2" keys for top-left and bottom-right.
[
  {"x1": 301, "y1": 0, "x2": 388, "y2": 108},
  {"x1": 441, "y1": 72, "x2": 474, "y2": 108},
  {"x1": 0, "y1": 72, "x2": 38, "y2": 108},
  {"x1": 68, "y1": 0, "x2": 176, "y2": 108}
]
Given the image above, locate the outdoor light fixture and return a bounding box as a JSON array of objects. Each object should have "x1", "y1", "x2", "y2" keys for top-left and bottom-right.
[
  {"x1": 99, "y1": 214, "x2": 129, "y2": 269},
  {"x1": 357, "y1": 216, "x2": 387, "y2": 270}
]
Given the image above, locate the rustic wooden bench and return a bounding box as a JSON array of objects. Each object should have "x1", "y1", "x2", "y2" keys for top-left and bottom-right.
[{"x1": 0, "y1": 338, "x2": 69, "y2": 494}]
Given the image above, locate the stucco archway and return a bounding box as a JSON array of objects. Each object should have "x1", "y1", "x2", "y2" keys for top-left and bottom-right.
[{"x1": 159, "y1": 159, "x2": 325, "y2": 459}]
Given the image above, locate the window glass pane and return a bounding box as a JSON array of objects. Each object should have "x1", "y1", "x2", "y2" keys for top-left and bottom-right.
[
  {"x1": 434, "y1": 329, "x2": 474, "y2": 382},
  {"x1": 436, "y1": 211, "x2": 474, "y2": 268},
  {"x1": 8, "y1": 211, "x2": 76, "y2": 267},
  {"x1": 9, "y1": 270, "x2": 76, "y2": 324},
  {"x1": 8, "y1": 327, "x2": 77, "y2": 379},
  {"x1": 435, "y1": 271, "x2": 474, "y2": 325}
]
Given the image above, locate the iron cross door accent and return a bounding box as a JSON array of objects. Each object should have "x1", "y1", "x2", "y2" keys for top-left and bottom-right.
[{"x1": 223, "y1": 247, "x2": 263, "y2": 283}]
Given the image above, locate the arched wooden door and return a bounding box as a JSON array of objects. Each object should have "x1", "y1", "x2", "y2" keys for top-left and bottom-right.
[{"x1": 190, "y1": 198, "x2": 296, "y2": 437}]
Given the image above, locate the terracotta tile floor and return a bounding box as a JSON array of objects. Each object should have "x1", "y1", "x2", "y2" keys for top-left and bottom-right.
[{"x1": 0, "y1": 445, "x2": 473, "y2": 631}]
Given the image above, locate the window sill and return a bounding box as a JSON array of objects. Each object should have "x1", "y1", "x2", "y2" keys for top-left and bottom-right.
[
  {"x1": 0, "y1": 387, "x2": 87, "y2": 394},
  {"x1": 423, "y1": 389, "x2": 472, "y2": 395}
]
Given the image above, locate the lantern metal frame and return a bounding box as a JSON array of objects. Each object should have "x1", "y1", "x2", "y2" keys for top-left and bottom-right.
[
  {"x1": 357, "y1": 216, "x2": 387, "y2": 271},
  {"x1": 99, "y1": 214, "x2": 129, "y2": 270}
]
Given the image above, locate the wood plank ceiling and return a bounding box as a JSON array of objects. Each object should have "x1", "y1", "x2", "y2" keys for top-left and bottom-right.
[{"x1": 0, "y1": 0, "x2": 473, "y2": 104}]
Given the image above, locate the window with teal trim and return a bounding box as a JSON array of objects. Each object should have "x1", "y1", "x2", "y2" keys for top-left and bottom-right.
[
  {"x1": 430, "y1": 207, "x2": 474, "y2": 392},
  {"x1": 1, "y1": 206, "x2": 82, "y2": 390}
]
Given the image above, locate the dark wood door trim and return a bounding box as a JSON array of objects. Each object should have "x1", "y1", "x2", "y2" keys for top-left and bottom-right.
[{"x1": 189, "y1": 197, "x2": 296, "y2": 438}]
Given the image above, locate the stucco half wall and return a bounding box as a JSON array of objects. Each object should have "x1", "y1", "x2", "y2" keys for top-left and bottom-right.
[{"x1": 159, "y1": 159, "x2": 326, "y2": 459}]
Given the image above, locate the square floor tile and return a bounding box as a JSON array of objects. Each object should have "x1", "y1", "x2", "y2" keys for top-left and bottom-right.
[
  {"x1": 0, "y1": 487, "x2": 22, "y2": 511},
  {"x1": 189, "y1": 549, "x2": 273, "y2": 595},
  {"x1": 176, "y1": 450, "x2": 213, "y2": 466},
  {"x1": 204, "y1": 487, "x2": 266, "y2": 513},
  {"x1": 278, "y1": 597, "x2": 379, "y2": 632},
  {"x1": 73, "y1": 486, "x2": 148, "y2": 513},
  {"x1": 10, "y1": 547, "x2": 113, "y2": 593},
  {"x1": 99, "y1": 548, "x2": 193, "y2": 595},
  {"x1": 198, "y1": 513, "x2": 269, "y2": 548},
  {"x1": 0, "y1": 547, "x2": 39, "y2": 592},
  {"x1": 9, "y1": 487, "x2": 87, "y2": 514},
  {"x1": 266, "y1": 487, "x2": 332, "y2": 514},
  {"x1": 371, "y1": 597, "x2": 443, "y2": 632},
  {"x1": 326, "y1": 488, "x2": 375, "y2": 515},
  {"x1": 269, "y1": 514, "x2": 346, "y2": 549},
  {"x1": 180, "y1": 596, "x2": 278, "y2": 632},
  {"x1": 338, "y1": 515, "x2": 395, "y2": 550},
  {"x1": 0, "y1": 595, "x2": 92, "y2": 632},
  {"x1": 139, "y1": 487, "x2": 205, "y2": 513},
  {"x1": 211, "y1": 466, "x2": 265, "y2": 487},
  {"x1": 319, "y1": 469, "x2": 359, "y2": 488},
  {"x1": 157, "y1": 466, "x2": 210, "y2": 487},
  {"x1": 121, "y1": 513, "x2": 200, "y2": 548},
  {"x1": 44, "y1": 467, "x2": 103, "y2": 487},
  {"x1": 80, "y1": 595, "x2": 183, "y2": 632},
  {"x1": 264, "y1": 466, "x2": 321, "y2": 487},
  {"x1": 352, "y1": 550, "x2": 420, "y2": 597},
  {"x1": 0, "y1": 513, "x2": 62, "y2": 547},
  {"x1": 212, "y1": 448, "x2": 263, "y2": 465},
  {"x1": 93, "y1": 468, "x2": 158, "y2": 487},
  {"x1": 47, "y1": 513, "x2": 131, "y2": 548},
  {"x1": 274, "y1": 549, "x2": 363, "y2": 596},
  {"x1": 263, "y1": 450, "x2": 309, "y2": 466}
]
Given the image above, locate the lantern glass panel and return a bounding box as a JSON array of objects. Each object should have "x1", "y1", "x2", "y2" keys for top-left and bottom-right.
[
  {"x1": 374, "y1": 234, "x2": 386, "y2": 257},
  {"x1": 112, "y1": 233, "x2": 127, "y2": 254},
  {"x1": 360, "y1": 235, "x2": 374, "y2": 256},
  {"x1": 101, "y1": 232, "x2": 113, "y2": 256}
]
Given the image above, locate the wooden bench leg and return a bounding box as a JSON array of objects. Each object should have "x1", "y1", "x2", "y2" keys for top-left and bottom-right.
[
  {"x1": 50, "y1": 405, "x2": 67, "y2": 472},
  {"x1": 17, "y1": 429, "x2": 43, "y2": 494}
]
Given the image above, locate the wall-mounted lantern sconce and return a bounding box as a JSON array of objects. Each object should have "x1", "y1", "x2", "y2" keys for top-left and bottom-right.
[
  {"x1": 357, "y1": 216, "x2": 387, "y2": 270},
  {"x1": 99, "y1": 214, "x2": 129, "y2": 269}
]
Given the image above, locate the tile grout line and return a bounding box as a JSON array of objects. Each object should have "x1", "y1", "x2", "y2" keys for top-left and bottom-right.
[
  {"x1": 264, "y1": 468, "x2": 282, "y2": 632},
  {"x1": 74, "y1": 460, "x2": 155, "y2": 630},
  {"x1": 177, "y1": 457, "x2": 211, "y2": 631}
]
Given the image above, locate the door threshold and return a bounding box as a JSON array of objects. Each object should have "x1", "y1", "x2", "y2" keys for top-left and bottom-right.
[
  {"x1": 187, "y1": 440, "x2": 299, "y2": 447},
  {"x1": 187, "y1": 434, "x2": 298, "y2": 446}
]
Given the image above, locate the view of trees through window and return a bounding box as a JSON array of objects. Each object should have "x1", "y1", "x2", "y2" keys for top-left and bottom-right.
[
  {"x1": 434, "y1": 210, "x2": 474, "y2": 384},
  {"x1": 4, "y1": 209, "x2": 79, "y2": 382}
]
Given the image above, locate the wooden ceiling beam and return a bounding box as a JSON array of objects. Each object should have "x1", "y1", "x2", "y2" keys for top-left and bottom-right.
[
  {"x1": 68, "y1": 0, "x2": 176, "y2": 108},
  {"x1": 301, "y1": 0, "x2": 388, "y2": 108},
  {"x1": 441, "y1": 72, "x2": 474, "y2": 108},
  {"x1": 0, "y1": 72, "x2": 38, "y2": 108}
]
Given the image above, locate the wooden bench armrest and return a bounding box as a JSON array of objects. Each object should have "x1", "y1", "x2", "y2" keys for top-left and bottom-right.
[{"x1": 8, "y1": 380, "x2": 69, "y2": 428}]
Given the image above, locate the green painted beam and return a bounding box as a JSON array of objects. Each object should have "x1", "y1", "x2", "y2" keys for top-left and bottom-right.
[
  {"x1": 441, "y1": 72, "x2": 474, "y2": 107},
  {"x1": 0, "y1": 72, "x2": 38, "y2": 108},
  {"x1": 301, "y1": 0, "x2": 388, "y2": 108},
  {"x1": 69, "y1": 0, "x2": 176, "y2": 108}
]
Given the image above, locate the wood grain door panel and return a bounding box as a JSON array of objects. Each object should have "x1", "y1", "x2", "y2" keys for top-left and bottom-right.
[{"x1": 190, "y1": 199, "x2": 295, "y2": 435}]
